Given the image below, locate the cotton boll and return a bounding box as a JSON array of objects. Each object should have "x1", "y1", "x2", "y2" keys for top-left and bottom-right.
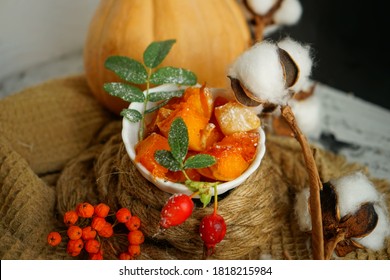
[
  {"x1": 331, "y1": 172, "x2": 380, "y2": 218},
  {"x1": 294, "y1": 188, "x2": 312, "y2": 232},
  {"x1": 228, "y1": 41, "x2": 288, "y2": 105},
  {"x1": 353, "y1": 203, "x2": 390, "y2": 251},
  {"x1": 290, "y1": 92, "x2": 321, "y2": 139},
  {"x1": 277, "y1": 38, "x2": 313, "y2": 93},
  {"x1": 273, "y1": 0, "x2": 303, "y2": 25},
  {"x1": 247, "y1": 0, "x2": 277, "y2": 15},
  {"x1": 263, "y1": 24, "x2": 281, "y2": 37}
]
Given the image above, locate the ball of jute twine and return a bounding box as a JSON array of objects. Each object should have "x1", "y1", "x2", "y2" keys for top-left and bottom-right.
[
  {"x1": 55, "y1": 122, "x2": 390, "y2": 260},
  {"x1": 56, "y1": 121, "x2": 289, "y2": 259}
]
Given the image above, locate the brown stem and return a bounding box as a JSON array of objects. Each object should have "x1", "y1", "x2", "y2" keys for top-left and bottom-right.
[
  {"x1": 324, "y1": 231, "x2": 346, "y2": 260},
  {"x1": 243, "y1": 0, "x2": 284, "y2": 42},
  {"x1": 281, "y1": 105, "x2": 324, "y2": 260}
]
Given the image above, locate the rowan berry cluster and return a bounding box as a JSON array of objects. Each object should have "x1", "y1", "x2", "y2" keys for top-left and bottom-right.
[{"x1": 47, "y1": 202, "x2": 144, "y2": 260}]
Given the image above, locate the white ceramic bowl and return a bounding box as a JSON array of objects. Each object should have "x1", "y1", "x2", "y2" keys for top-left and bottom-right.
[{"x1": 121, "y1": 84, "x2": 266, "y2": 197}]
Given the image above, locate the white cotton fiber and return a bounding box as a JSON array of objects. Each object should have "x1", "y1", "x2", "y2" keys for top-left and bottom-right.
[
  {"x1": 247, "y1": 0, "x2": 277, "y2": 15},
  {"x1": 331, "y1": 172, "x2": 380, "y2": 218},
  {"x1": 294, "y1": 188, "x2": 312, "y2": 232},
  {"x1": 353, "y1": 203, "x2": 390, "y2": 250},
  {"x1": 263, "y1": 24, "x2": 281, "y2": 37},
  {"x1": 228, "y1": 41, "x2": 288, "y2": 105},
  {"x1": 273, "y1": 0, "x2": 303, "y2": 25},
  {"x1": 289, "y1": 87, "x2": 321, "y2": 139},
  {"x1": 277, "y1": 37, "x2": 313, "y2": 93}
]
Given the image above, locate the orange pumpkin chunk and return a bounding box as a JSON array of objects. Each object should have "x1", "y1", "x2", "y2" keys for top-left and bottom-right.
[
  {"x1": 135, "y1": 133, "x2": 170, "y2": 178},
  {"x1": 181, "y1": 86, "x2": 214, "y2": 120},
  {"x1": 197, "y1": 132, "x2": 259, "y2": 181},
  {"x1": 214, "y1": 101, "x2": 261, "y2": 135}
]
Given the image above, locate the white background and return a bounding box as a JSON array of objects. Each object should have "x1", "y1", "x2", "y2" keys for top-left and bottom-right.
[{"x1": 0, "y1": 0, "x2": 99, "y2": 80}]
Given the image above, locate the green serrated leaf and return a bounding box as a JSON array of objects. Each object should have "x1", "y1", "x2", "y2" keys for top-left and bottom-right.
[
  {"x1": 154, "y1": 150, "x2": 181, "y2": 172},
  {"x1": 105, "y1": 56, "x2": 147, "y2": 84},
  {"x1": 150, "y1": 67, "x2": 197, "y2": 85},
  {"x1": 184, "y1": 154, "x2": 216, "y2": 169},
  {"x1": 143, "y1": 39, "x2": 176, "y2": 69},
  {"x1": 149, "y1": 89, "x2": 184, "y2": 102},
  {"x1": 144, "y1": 100, "x2": 170, "y2": 114},
  {"x1": 168, "y1": 118, "x2": 188, "y2": 163},
  {"x1": 104, "y1": 82, "x2": 145, "y2": 102},
  {"x1": 120, "y1": 108, "x2": 142, "y2": 123}
]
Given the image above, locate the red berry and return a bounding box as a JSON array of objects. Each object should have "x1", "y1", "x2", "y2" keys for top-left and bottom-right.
[
  {"x1": 76, "y1": 202, "x2": 94, "y2": 218},
  {"x1": 94, "y1": 203, "x2": 110, "y2": 218},
  {"x1": 128, "y1": 244, "x2": 141, "y2": 258},
  {"x1": 85, "y1": 239, "x2": 100, "y2": 254},
  {"x1": 67, "y1": 239, "x2": 84, "y2": 256},
  {"x1": 98, "y1": 222, "x2": 114, "y2": 238},
  {"x1": 82, "y1": 226, "x2": 97, "y2": 240},
  {"x1": 63, "y1": 210, "x2": 78, "y2": 226},
  {"x1": 91, "y1": 217, "x2": 106, "y2": 231},
  {"x1": 160, "y1": 194, "x2": 194, "y2": 229},
  {"x1": 127, "y1": 230, "x2": 144, "y2": 245},
  {"x1": 47, "y1": 231, "x2": 62, "y2": 247},
  {"x1": 125, "y1": 215, "x2": 141, "y2": 231},
  {"x1": 89, "y1": 251, "x2": 104, "y2": 260},
  {"x1": 67, "y1": 225, "x2": 82, "y2": 240},
  {"x1": 199, "y1": 213, "x2": 226, "y2": 256},
  {"x1": 116, "y1": 208, "x2": 132, "y2": 223},
  {"x1": 119, "y1": 252, "x2": 132, "y2": 260}
]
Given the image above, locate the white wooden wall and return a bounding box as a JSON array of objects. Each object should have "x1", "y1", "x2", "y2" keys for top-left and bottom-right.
[{"x1": 0, "y1": 0, "x2": 100, "y2": 80}]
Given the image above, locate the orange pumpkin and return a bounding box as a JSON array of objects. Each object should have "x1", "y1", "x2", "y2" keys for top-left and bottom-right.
[{"x1": 84, "y1": 0, "x2": 251, "y2": 115}]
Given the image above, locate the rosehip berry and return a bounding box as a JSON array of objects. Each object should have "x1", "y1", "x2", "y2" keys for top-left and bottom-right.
[
  {"x1": 63, "y1": 210, "x2": 78, "y2": 226},
  {"x1": 127, "y1": 230, "x2": 144, "y2": 245},
  {"x1": 94, "y1": 203, "x2": 110, "y2": 218},
  {"x1": 76, "y1": 202, "x2": 94, "y2": 218},
  {"x1": 125, "y1": 215, "x2": 141, "y2": 231},
  {"x1": 67, "y1": 225, "x2": 82, "y2": 240},
  {"x1": 160, "y1": 194, "x2": 194, "y2": 229},
  {"x1": 82, "y1": 226, "x2": 97, "y2": 240},
  {"x1": 116, "y1": 207, "x2": 132, "y2": 223},
  {"x1": 199, "y1": 213, "x2": 226, "y2": 256},
  {"x1": 47, "y1": 231, "x2": 62, "y2": 247}
]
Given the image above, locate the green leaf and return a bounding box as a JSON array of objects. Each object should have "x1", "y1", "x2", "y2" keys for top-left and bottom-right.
[
  {"x1": 143, "y1": 39, "x2": 176, "y2": 69},
  {"x1": 104, "y1": 82, "x2": 145, "y2": 102},
  {"x1": 105, "y1": 56, "x2": 147, "y2": 84},
  {"x1": 184, "y1": 154, "x2": 216, "y2": 169},
  {"x1": 149, "y1": 89, "x2": 184, "y2": 102},
  {"x1": 145, "y1": 100, "x2": 170, "y2": 114},
  {"x1": 150, "y1": 67, "x2": 197, "y2": 85},
  {"x1": 168, "y1": 118, "x2": 188, "y2": 163},
  {"x1": 154, "y1": 150, "x2": 181, "y2": 172},
  {"x1": 120, "y1": 108, "x2": 142, "y2": 123}
]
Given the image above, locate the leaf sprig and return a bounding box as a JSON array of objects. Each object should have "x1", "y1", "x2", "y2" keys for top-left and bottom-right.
[
  {"x1": 154, "y1": 117, "x2": 219, "y2": 207},
  {"x1": 103, "y1": 39, "x2": 197, "y2": 140}
]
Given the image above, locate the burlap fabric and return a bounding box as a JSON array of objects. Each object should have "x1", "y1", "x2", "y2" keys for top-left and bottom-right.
[{"x1": 1, "y1": 75, "x2": 389, "y2": 260}]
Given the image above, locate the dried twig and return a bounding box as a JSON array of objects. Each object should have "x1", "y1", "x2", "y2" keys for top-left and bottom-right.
[
  {"x1": 243, "y1": 0, "x2": 284, "y2": 42},
  {"x1": 281, "y1": 105, "x2": 324, "y2": 260}
]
